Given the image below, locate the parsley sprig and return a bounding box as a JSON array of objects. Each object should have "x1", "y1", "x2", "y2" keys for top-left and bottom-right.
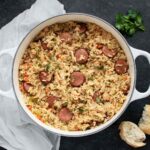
[{"x1": 115, "y1": 9, "x2": 145, "y2": 36}]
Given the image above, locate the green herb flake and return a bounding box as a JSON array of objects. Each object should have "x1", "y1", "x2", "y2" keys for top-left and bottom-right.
[
  {"x1": 79, "y1": 65, "x2": 85, "y2": 70},
  {"x1": 30, "y1": 97, "x2": 38, "y2": 103},
  {"x1": 50, "y1": 55, "x2": 55, "y2": 61},
  {"x1": 115, "y1": 9, "x2": 145, "y2": 36},
  {"x1": 96, "y1": 97, "x2": 101, "y2": 103},
  {"x1": 62, "y1": 102, "x2": 68, "y2": 107},
  {"x1": 79, "y1": 99, "x2": 87, "y2": 104},
  {"x1": 45, "y1": 64, "x2": 51, "y2": 71},
  {"x1": 78, "y1": 107, "x2": 84, "y2": 113},
  {"x1": 56, "y1": 64, "x2": 61, "y2": 70},
  {"x1": 88, "y1": 75, "x2": 93, "y2": 80},
  {"x1": 96, "y1": 65, "x2": 104, "y2": 70}
]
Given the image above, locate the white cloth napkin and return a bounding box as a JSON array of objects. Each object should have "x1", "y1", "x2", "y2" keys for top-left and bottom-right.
[{"x1": 0, "y1": 0, "x2": 65, "y2": 150}]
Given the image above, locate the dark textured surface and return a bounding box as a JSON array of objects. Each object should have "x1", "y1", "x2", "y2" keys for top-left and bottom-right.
[
  {"x1": 0, "y1": 0, "x2": 150, "y2": 150},
  {"x1": 0, "y1": 0, "x2": 36, "y2": 28}
]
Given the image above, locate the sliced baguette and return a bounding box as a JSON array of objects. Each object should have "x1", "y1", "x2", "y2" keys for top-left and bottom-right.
[
  {"x1": 139, "y1": 105, "x2": 150, "y2": 135},
  {"x1": 119, "y1": 121, "x2": 146, "y2": 148}
]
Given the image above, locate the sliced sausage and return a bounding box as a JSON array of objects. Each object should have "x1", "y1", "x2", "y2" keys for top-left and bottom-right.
[
  {"x1": 39, "y1": 71, "x2": 54, "y2": 85},
  {"x1": 78, "y1": 23, "x2": 87, "y2": 33},
  {"x1": 59, "y1": 32, "x2": 72, "y2": 43},
  {"x1": 23, "y1": 82, "x2": 32, "y2": 93},
  {"x1": 101, "y1": 45, "x2": 117, "y2": 58},
  {"x1": 115, "y1": 59, "x2": 128, "y2": 74},
  {"x1": 58, "y1": 108, "x2": 73, "y2": 122},
  {"x1": 93, "y1": 91, "x2": 100, "y2": 101},
  {"x1": 47, "y1": 95, "x2": 58, "y2": 108},
  {"x1": 74, "y1": 48, "x2": 89, "y2": 64},
  {"x1": 70, "y1": 71, "x2": 86, "y2": 87}
]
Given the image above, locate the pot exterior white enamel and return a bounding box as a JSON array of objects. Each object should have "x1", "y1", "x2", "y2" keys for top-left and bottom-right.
[{"x1": 0, "y1": 13, "x2": 150, "y2": 137}]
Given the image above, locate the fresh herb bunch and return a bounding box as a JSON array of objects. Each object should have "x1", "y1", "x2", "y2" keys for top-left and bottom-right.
[{"x1": 115, "y1": 9, "x2": 145, "y2": 36}]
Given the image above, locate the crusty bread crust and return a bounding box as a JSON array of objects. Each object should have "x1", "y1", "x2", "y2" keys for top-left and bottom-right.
[
  {"x1": 139, "y1": 105, "x2": 150, "y2": 135},
  {"x1": 119, "y1": 121, "x2": 146, "y2": 148}
]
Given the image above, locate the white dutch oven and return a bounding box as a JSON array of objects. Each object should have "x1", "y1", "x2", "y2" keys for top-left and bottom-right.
[{"x1": 0, "y1": 13, "x2": 150, "y2": 137}]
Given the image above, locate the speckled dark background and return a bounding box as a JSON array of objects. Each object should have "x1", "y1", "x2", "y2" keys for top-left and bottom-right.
[{"x1": 0, "y1": 0, "x2": 150, "y2": 150}]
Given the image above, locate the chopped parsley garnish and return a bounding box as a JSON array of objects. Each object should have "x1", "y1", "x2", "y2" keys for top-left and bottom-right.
[
  {"x1": 62, "y1": 102, "x2": 68, "y2": 107},
  {"x1": 45, "y1": 64, "x2": 51, "y2": 71},
  {"x1": 30, "y1": 97, "x2": 38, "y2": 103},
  {"x1": 96, "y1": 65, "x2": 104, "y2": 70},
  {"x1": 115, "y1": 9, "x2": 145, "y2": 36},
  {"x1": 96, "y1": 97, "x2": 101, "y2": 103},
  {"x1": 78, "y1": 107, "x2": 84, "y2": 113}
]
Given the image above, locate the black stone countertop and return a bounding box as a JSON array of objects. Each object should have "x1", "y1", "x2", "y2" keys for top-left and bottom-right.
[{"x1": 0, "y1": 0, "x2": 150, "y2": 150}]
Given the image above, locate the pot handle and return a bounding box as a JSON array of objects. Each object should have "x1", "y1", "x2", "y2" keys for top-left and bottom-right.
[
  {"x1": 0, "y1": 48, "x2": 17, "y2": 99},
  {"x1": 130, "y1": 46, "x2": 150, "y2": 102}
]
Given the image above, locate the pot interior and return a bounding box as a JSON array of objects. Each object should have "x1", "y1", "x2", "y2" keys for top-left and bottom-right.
[{"x1": 13, "y1": 13, "x2": 135, "y2": 137}]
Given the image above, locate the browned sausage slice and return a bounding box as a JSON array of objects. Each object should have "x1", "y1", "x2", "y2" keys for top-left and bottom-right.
[
  {"x1": 39, "y1": 71, "x2": 54, "y2": 85},
  {"x1": 59, "y1": 32, "x2": 72, "y2": 43},
  {"x1": 74, "y1": 48, "x2": 89, "y2": 64},
  {"x1": 102, "y1": 45, "x2": 117, "y2": 58},
  {"x1": 58, "y1": 108, "x2": 73, "y2": 122},
  {"x1": 115, "y1": 59, "x2": 128, "y2": 74},
  {"x1": 47, "y1": 95, "x2": 58, "y2": 108},
  {"x1": 70, "y1": 71, "x2": 85, "y2": 87},
  {"x1": 23, "y1": 82, "x2": 32, "y2": 93}
]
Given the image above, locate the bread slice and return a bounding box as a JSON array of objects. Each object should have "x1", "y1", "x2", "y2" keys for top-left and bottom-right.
[
  {"x1": 119, "y1": 121, "x2": 146, "y2": 148},
  {"x1": 139, "y1": 105, "x2": 150, "y2": 135}
]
